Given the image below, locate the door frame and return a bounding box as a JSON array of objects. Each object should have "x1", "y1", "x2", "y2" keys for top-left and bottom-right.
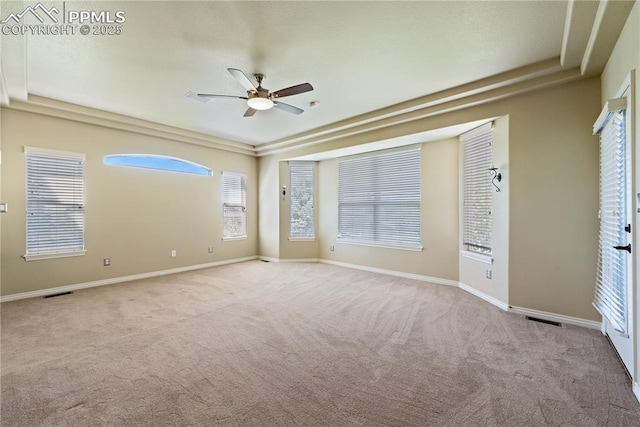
[{"x1": 602, "y1": 72, "x2": 637, "y2": 383}]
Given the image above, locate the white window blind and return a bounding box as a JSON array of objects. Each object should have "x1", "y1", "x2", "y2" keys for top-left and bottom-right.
[
  {"x1": 594, "y1": 106, "x2": 627, "y2": 333},
  {"x1": 222, "y1": 172, "x2": 247, "y2": 239},
  {"x1": 25, "y1": 147, "x2": 86, "y2": 259},
  {"x1": 338, "y1": 148, "x2": 421, "y2": 249},
  {"x1": 461, "y1": 123, "x2": 493, "y2": 255},
  {"x1": 289, "y1": 162, "x2": 315, "y2": 238}
]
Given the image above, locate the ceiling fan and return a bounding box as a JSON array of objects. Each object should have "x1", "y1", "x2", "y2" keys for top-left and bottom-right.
[{"x1": 196, "y1": 68, "x2": 314, "y2": 117}]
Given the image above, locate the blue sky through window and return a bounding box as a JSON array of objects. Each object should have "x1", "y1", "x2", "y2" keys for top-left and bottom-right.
[{"x1": 104, "y1": 154, "x2": 212, "y2": 176}]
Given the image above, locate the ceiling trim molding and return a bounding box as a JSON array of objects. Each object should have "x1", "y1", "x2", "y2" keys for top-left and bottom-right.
[
  {"x1": 256, "y1": 64, "x2": 584, "y2": 157},
  {"x1": 581, "y1": 0, "x2": 635, "y2": 76},
  {"x1": 257, "y1": 58, "x2": 564, "y2": 156},
  {"x1": 5, "y1": 96, "x2": 256, "y2": 157},
  {"x1": 561, "y1": 0, "x2": 599, "y2": 69}
]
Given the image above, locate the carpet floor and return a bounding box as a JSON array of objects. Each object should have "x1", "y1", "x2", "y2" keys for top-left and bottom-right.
[{"x1": 1, "y1": 260, "x2": 639, "y2": 426}]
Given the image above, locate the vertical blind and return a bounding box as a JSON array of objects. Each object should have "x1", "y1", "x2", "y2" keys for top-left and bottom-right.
[
  {"x1": 289, "y1": 162, "x2": 315, "y2": 238},
  {"x1": 594, "y1": 107, "x2": 627, "y2": 333},
  {"x1": 25, "y1": 148, "x2": 85, "y2": 257},
  {"x1": 338, "y1": 148, "x2": 421, "y2": 248},
  {"x1": 221, "y1": 172, "x2": 247, "y2": 238},
  {"x1": 461, "y1": 123, "x2": 493, "y2": 255}
]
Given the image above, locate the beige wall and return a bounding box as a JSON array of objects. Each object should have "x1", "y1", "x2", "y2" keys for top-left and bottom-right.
[
  {"x1": 1, "y1": 109, "x2": 258, "y2": 297},
  {"x1": 259, "y1": 77, "x2": 601, "y2": 322},
  {"x1": 508, "y1": 79, "x2": 600, "y2": 320},
  {"x1": 318, "y1": 140, "x2": 459, "y2": 281},
  {"x1": 601, "y1": 0, "x2": 640, "y2": 397},
  {"x1": 258, "y1": 155, "x2": 280, "y2": 259},
  {"x1": 0, "y1": 109, "x2": 3, "y2": 294}
]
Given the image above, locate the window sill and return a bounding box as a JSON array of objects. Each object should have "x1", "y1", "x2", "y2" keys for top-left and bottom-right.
[
  {"x1": 337, "y1": 239, "x2": 423, "y2": 252},
  {"x1": 24, "y1": 250, "x2": 86, "y2": 261},
  {"x1": 222, "y1": 236, "x2": 247, "y2": 241},
  {"x1": 460, "y1": 251, "x2": 493, "y2": 264},
  {"x1": 288, "y1": 237, "x2": 316, "y2": 242}
]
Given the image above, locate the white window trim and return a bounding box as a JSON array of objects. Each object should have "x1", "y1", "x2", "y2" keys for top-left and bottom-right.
[
  {"x1": 288, "y1": 237, "x2": 316, "y2": 242},
  {"x1": 337, "y1": 239, "x2": 423, "y2": 252},
  {"x1": 460, "y1": 250, "x2": 493, "y2": 265},
  {"x1": 24, "y1": 250, "x2": 86, "y2": 262},
  {"x1": 222, "y1": 236, "x2": 247, "y2": 242},
  {"x1": 24, "y1": 146, "x2": 86, "y2": 160}
]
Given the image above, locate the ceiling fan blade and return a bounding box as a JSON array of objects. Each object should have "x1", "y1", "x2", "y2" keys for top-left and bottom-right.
[
  {"x1": 274, "y1": 101, "x2": 304, "y2": 115},
  {"x1": 196, "y1": 93, "x2": 248, "y2": 100},
  {"x1": 243, "y1": 107, "x2": 257, "y2": 117},
  {"x1": 228, "y1": 68, "x2": 257, "y2": 92},
  {"x1": 272, "y1": 83, "x2": 314, "y2": 98}
]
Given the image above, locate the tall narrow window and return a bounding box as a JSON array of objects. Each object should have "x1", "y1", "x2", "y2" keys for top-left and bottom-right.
[
  {"x1": 221, "y1": 172, "x2": 247, "y2": 239},
  {"x1": 25, "y1": 147, "x2": 86, "y2": 260},
  {"x1": 461, "y1": 123, "x2": 493, "y2": 256},
  {"x1": 289, "y1": 162, "x2": 315, "y2": 239},
  {"x1": 593, "y1": 97, "x2": 629, "y2": 333},
  {"x1": 338, "y1": 147, "x2": 421, "y2": 249}
]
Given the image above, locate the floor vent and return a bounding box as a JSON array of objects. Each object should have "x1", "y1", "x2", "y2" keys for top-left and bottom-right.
[
  {"x1": 44, "y1": 291, "x2": 73, "y2": 299},
  {"x1": 261, "y1": 259, "x2": 269, "y2": 262},
  {"x1": 526, "y1": 316, "x2": 561, "y2": 327}
]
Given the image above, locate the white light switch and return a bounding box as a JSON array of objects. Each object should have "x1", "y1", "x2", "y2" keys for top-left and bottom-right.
[{"x1": 0, "y1": 203, "x2": 7, "y2": 213}]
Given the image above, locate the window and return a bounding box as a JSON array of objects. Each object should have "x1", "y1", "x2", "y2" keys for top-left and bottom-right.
[
  {"x1": 289, "y1": 162, "x2": 315, "y2": 239},
  {"x1": 104, "y1": 154, "x2": 212, "y2": 176},
  {"x1": 221, "y1": 172, "x2": 247, "y2": 239},
  {"x1": 338, "y1": 148, "x2": 421, "y2": 249},
  {"x1": 593, "y1": 97, "x2": 629, "y2": 333},
  {"x1": 461, "y1": 123, "x2": 493, "y2": 256},
  {"x1": 25, "y1": 147, "x2": 86, "y2": 260}
]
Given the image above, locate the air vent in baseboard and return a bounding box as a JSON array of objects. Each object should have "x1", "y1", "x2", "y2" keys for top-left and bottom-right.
[
  {"x1": 526, "y1": 316, "x2": 561, "y2": 327},
  {"x1": 44, "y1": 291, "x2": 73, "y2": 299},
  {"x1": 261, "y1": 259, "x2": 269, "y2": 262}
]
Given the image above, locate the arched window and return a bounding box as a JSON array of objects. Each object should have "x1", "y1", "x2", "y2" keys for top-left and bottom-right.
[{"x1": 104, "y1": 154, "x2": 212, "y2": 176}]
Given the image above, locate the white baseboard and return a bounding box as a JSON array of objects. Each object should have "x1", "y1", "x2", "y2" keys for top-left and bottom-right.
[
  {"x1": 319, "y1": 259, "x2": 459, "y2": 287},
  {"x1": 0, "y1": 256, "x2": 258, "y2": 303},
  {"x1": 458, "y1": 282, "x2": 509, "y2": 311},
  {"x1": 508, "y1": 305, "x2": 602, "y2": 330},
  {"x1": 634, "y1": 382, "x2": 640, "y2": 404}
]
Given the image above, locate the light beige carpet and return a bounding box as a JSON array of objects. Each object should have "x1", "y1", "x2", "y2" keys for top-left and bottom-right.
[{"x1": 1, "y1": 260, "x2": 639, "y2": 426}]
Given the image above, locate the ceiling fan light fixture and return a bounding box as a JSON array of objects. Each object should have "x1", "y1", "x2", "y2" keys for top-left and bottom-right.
[{"x1": 247, "y1": 97, "x2": 274, "y2": 110}]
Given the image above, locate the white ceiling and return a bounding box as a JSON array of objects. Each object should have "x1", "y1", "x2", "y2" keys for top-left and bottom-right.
[{"x1": 0, "y1": 1, "x2": 635, "y2": 151}]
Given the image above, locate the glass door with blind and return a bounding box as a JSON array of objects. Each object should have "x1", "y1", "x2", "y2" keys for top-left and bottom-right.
[{"x1": 594, "y1": 91, "x2": 634, "y2": 378}]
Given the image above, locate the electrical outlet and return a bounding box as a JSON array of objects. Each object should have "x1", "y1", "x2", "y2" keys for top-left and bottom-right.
[
  {"x1": 330, "y1": 245, "x2": 335, "y2": 252},
  {"x1": 171, "y1": 250, "x2": 177, "y2": 257},
  {"x1": 486, "y1": 269, "x2": 492, "y2": 279},
  {"x1": 208, "y1": 246, "x2": 214, "y2": 253},
  {"x1": 103, "y1": 258, "x2": 111, "y2": 266}
]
